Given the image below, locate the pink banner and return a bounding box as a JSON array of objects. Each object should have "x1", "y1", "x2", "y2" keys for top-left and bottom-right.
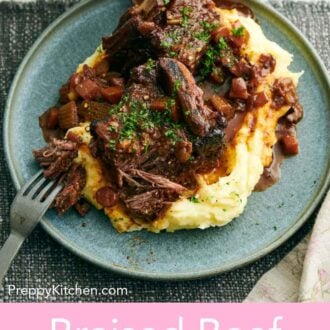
[{"x1": 0, "y1": 303, "x2": 327, "y2": 329}]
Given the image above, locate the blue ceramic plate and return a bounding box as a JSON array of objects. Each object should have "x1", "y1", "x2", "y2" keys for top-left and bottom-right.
[{"x1": 3, "y1": 0, "x2": 330, "y2": 280}]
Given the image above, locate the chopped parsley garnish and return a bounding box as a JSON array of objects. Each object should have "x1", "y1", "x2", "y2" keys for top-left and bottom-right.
[
  {"x1": 195, "y1": 32, "x2": 210, "y2": 42},
  {"x1": 167, "y1": 98, "x2": 176, "y2": 111},
  {"x1": 160, "y1": 31, "x2": 183, "y2": 57},
  {"x1": 173, "y1": 80, "x2": 181, "y2": 96},
  {"x1": 109, "y1": 139, "x2": 117, "y2": 150},
  {"x1": 108, "y1": 123, "x2": 117, "y2": 132},
  {"x1": 160, "y1": 33, "x2": 181, "y2": 57},
  {"x1": 196, "y1": 20, "x2": 219, "y2": 41},
  {"x1": 146, "y1": 58, "x2": 156, "y2": 71},
  {"x1": 161, "y1": 31, "x2": 182, "y2": 52},
  {"x1": 201, "y1": 20, "x2": 219, "y2": 32},
  {"x1": 170, "y1": 51, "x2": 178, "y2": 57},
  {"x1": 218, "y1": 37, "x2": 228, "y2": 50},
  {"x1": 167, "y1": 31, "x2": 181, "y2": 43},
  {"x1": 199, "y1": 48, "x2": 217, "y2": 79},
  {"x1": 164, "y1": 128, "x2": 181, "y2": 143},
  {"x1": 108, "y1": 97, "x2": 183, "y2": 149},
  {"x1": 180, "y1": 6, "x2": 193, "y2": 27},
  {"x1": 232, "y1": 26, "x2": 245, "y2": 37},
  {"x1": 199, "y1": 37, "x2": 230, "y2": 79},
  {"x1": 160, "y1": 40, "x2": 172, "y2": 49},
  {"x1": 189, "y1": 196, "x2": 200, "y2": 203},
  {"x1": 163, "y1": 0, "x2": 170, "y2": 5},
  {"x1": 109, "y1": 94, "x2": 128, "y2": 114}
]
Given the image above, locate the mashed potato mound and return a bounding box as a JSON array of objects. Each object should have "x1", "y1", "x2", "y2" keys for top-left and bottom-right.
[{"x1": 68, "y1": 9, "x2": 302, "y2": 233}]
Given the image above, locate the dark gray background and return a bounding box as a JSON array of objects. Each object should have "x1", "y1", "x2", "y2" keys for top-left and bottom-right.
[{"x1": 0, "y1": 0, "x2": 329, "y2": 302}]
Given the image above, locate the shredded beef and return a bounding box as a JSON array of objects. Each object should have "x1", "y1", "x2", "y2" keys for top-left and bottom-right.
[
  {"x1": 90, "y1": 60, "x2": 225, "y2": 220},
  {"x1": 33, "y1": 139, "x2": 87, "y2": 215},
  {"x1": 54, "y1": 165, "x2": 87, "y2": 214},
  {"x1": 123, "y1": 189, "x2": 179, "y2": 221},
  {"x1": 33, "y1": 139, "x2": 79, "y2": 180}
]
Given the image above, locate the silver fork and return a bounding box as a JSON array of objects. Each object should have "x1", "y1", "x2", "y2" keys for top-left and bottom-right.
[{"x1": 0, "y1": 170, "x2": 63, "y2": 286}]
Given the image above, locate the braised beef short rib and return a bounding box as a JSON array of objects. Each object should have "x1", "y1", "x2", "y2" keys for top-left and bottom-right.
[
  {"x1": 90, "y1": 59, "x2": 225, "y2": 220},
  {"x1": 103, "y1": 0, "x2": 220, "y2": 74}
]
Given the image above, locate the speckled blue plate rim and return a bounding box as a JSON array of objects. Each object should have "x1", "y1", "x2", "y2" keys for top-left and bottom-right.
[{"x1": 3, "y1": 0, "x2": 330, "y2": 281}]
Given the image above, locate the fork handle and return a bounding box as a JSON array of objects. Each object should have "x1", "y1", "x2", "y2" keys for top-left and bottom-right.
[{"x1": 0, "y1": 232, "x2": 25, "y2": 287}]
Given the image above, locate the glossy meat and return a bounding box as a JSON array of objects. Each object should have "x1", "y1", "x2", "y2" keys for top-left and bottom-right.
[
  {"x1": 33, "y1": 139, "x2": 78, "y2": 180},
  {"x1": 102, "y1": 0, "x2": 220, "y2": 73},
  {"x1": 55, "y1": 165, "x2": 87, "y2": 214},
  {"x1": 90, "y1": 60, "x2": 226, "y2": 220},
  {"x1": 159, "y1": 57, "x2": 221, "y2": 136}
]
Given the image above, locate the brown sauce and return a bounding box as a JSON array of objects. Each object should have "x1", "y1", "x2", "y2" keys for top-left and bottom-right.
[
  {"x1": 199, "y1": 79, "x2": 245, "y2": 142},
  {"x1": 255, "y1": 115, "x2": 301, "y2": 191},
  {"x1": 199, "y1": 79, "x2": 231, "y2": 101},
  {"x1": 39, "y1": 108, "x2": 64, "y2": 142},
  {"x1": 225, "y1": 111, "x2": 246, "y2": 142},
  {"x1": 203, "y1": 111, "x2": 247, "y2": 184},
  {"x1": 255, "y1": 143, "x2": 285, "y2": 191}
]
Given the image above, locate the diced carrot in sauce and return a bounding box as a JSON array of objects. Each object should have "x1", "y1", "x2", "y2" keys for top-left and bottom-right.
[
  {"x1": 75, "y1": 79, "x2": 101, "y2": 100},
  {"x1": 210, "y1": 95, "x2": 235, "y2": 119},
  {"x1": 58, "y1": 101, "x2": 79, "y2": 130},
  {"x1": 212, "y1": 26, "x2": 230, "y2": 43},
  {"x1": 101, "y1": 86, "x2": 124, "y2": 104},
  {"x1": 230, "y1": 78, "x2": 249, "y2": 100},
  {"x1": 79, "y1": 101, "x2": 111, "y2": 121},
  {"x1": 46, "y1": 107, "x2": 59, "y2": 129},
  {"x1": 282, "y1": 135, "x2": 299, "y2": 155},
  {"x1": 150, "y1": 99, "x2": 168, "y2": 112}
]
